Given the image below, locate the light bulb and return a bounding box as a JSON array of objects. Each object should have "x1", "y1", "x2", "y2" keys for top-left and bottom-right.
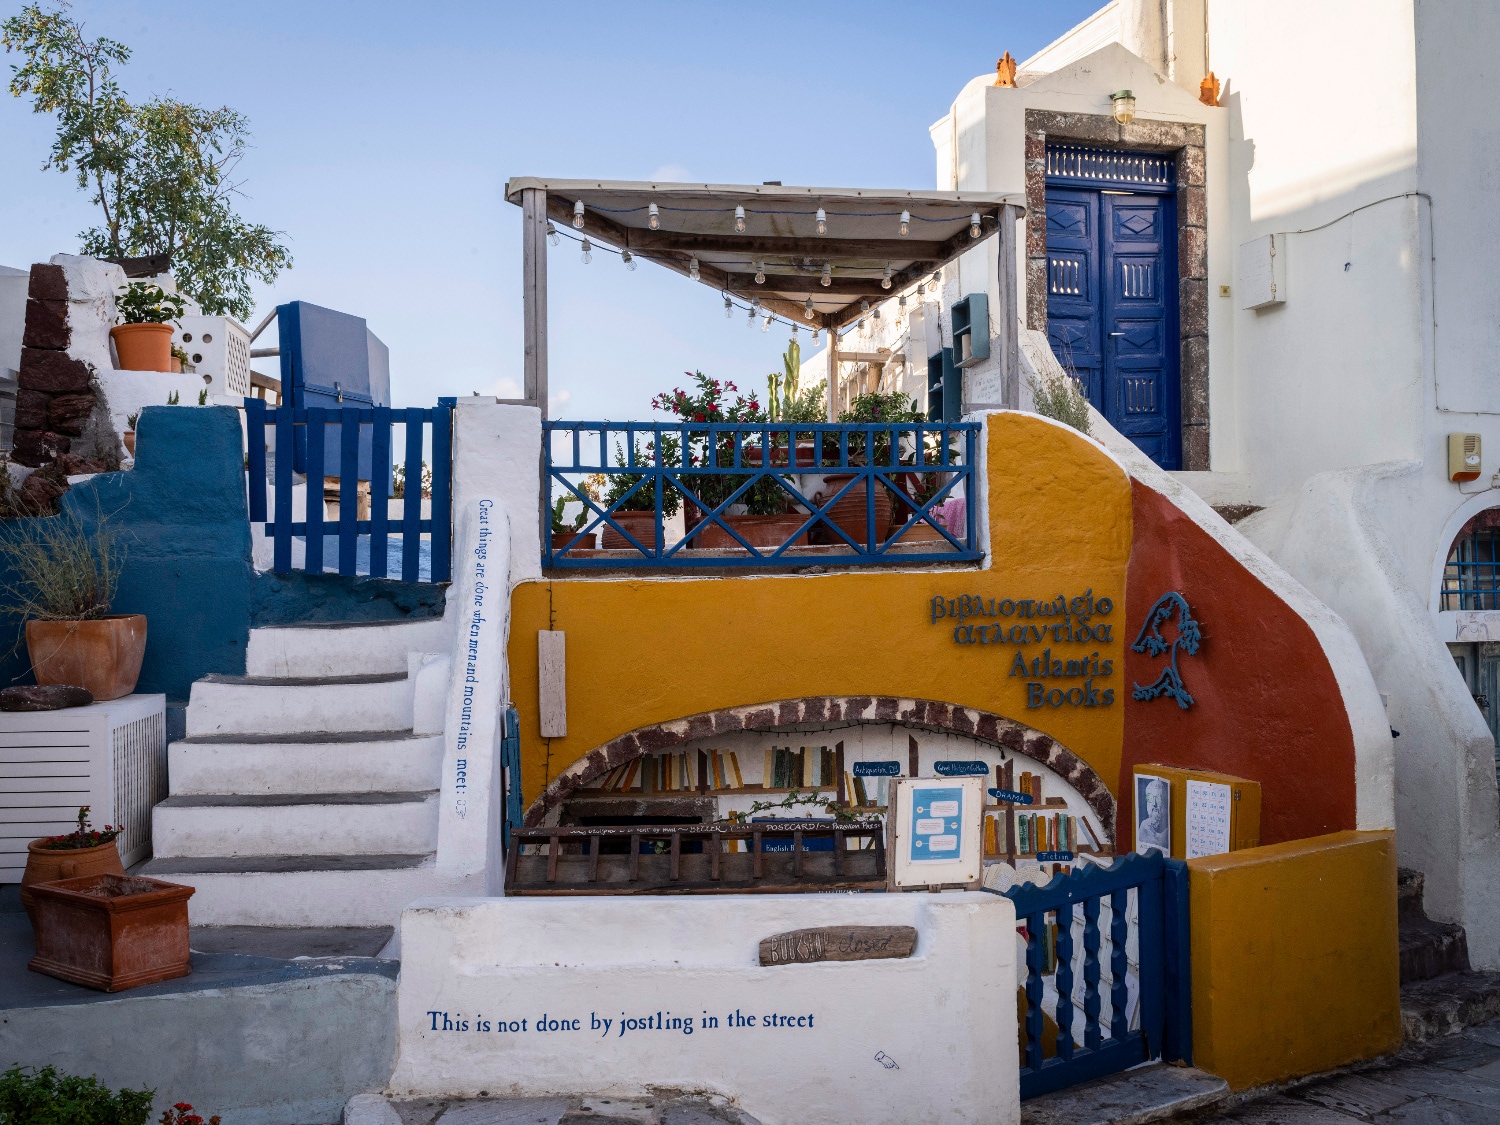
[
  {"x1": 932, "y1": 269, "x2": 943, "y2": 284},
  {"x1": 917, "y1": 282, "x2": 925, "y2": 297},
  {"x1": 573, "y1": 200, "x2": 585, "y2": 230},
  {"x1": 898, "y1": 294, "x2": 907, "y2": 309},
  {"x1": 734, "y1": 205, "x2": 746, "y2": 233},
  {"x1": 899, "y1": 210, "x2": 910, "y2": 236},
  {"x1": 821, "y1": 264, "x2": 831, "y2": 287},
  {"x1": 580, "y1": 237, "x2": 592, "y2": 264},
  {"x1": 791, "y1": 325, "x2": 798, "y2": 340},
  {"x1": 622, "y1": 249, "x2": 637, "y2": 271},
  {"x1": 804, "y1": 297, "x2": 814, "y2": 319},
  {"x1": 812, "y1": 328, "x2": 821, "y2": 345},
  {"x1": 970, "y1": 212, "x2": 981, "y2": 239},
  {"x1": 761, "y1": 314, "x2": 771, "y2": 332},
  {"x1": 815, "y1": 207, "x2": 827, "y2": 235},
  {"x1": 648, "y1": 202, "x2": 660, "y2": 230},
  {"x1": 546, "y1": 221, "x2": 559, "y2": 247},
  {"x1": 873, "y1": 306, "x2": 881, "y2": 321},
  {"x1": 856, "y1": 317, "x2": 864, "y2": 333},
  {"x1": 860, "y1": 299, "x2": 870, "y2": 313},
  {"x1": 724, "y1": 296, "x2": 733, "y2": 318},
  {"x1": 689, "y1": 256, "x2": 700, "y2": 281},
  {"x1": 882, "y1": 265, "x2": 893, "y2": 289},
  {"x1": 754, "y1": 261, "x2": 766, "y2": 285},
  {"x1": 1110, "y1": 89, "x2": 1136, "y2": 125}
]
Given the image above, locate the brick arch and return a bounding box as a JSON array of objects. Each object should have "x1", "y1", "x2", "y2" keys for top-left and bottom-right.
[{"x1": 525, "y1": 695, "x2": 1116, "y2": 838}]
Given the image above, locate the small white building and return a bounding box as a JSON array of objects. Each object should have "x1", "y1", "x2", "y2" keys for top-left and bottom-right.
[{"x1": 822, "y1": 0, "x2": 1500, "y2": 965}]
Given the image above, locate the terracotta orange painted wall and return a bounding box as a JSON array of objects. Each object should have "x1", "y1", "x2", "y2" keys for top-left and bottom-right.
[
  {"x1": 1121, "y1": 481, "x2": 1358, "y2": 844},
  {"x1": 509, "y1": 414, "x2": 1132, "y2": 812}
]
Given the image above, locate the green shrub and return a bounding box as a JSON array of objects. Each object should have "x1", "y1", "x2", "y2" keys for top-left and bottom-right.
[
  {"x1": 0, "y1": 1064, "x2": 153, "y2": 1125},
  {"x1": 1030, "y1": 367, "x2": 1092, "y2": 436}
]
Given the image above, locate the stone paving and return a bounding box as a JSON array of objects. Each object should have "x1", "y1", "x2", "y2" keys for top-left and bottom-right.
[{"x1": 1190, "y1": 1017, "x2": 1500, "y2": 1124}]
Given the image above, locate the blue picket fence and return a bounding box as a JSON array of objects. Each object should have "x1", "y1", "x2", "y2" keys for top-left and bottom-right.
[
  {"x1": 245, "y1": 398, "x2": 454, "y2": 583},
  {"x1": 998, "y1": 851, "x2": 1191, "y2": 1099},
  {"x1": 544, "y1": 420, "x2": 982, "y2": 569}
]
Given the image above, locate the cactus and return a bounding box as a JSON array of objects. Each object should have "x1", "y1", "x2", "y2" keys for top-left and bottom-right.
[{"x1": 767, "y1": 340, "x2": 800, "y2": 421}]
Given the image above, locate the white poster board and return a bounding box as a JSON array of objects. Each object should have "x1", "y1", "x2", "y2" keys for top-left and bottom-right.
[
  {"x1": 1185, "y1": 780, "x2": 1233, "y2": 859},
  {"x1": 888, "y1": 776, "x2": 983, "y2": 889}
]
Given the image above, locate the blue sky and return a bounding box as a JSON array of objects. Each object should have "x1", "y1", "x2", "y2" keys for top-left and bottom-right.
[{"x1": 0, "y1": 0, "x2": 1095, "y2": 418}]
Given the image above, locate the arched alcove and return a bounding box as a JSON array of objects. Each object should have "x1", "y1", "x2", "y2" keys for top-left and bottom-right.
[{"x1": 525, "y1": 695, "x2": 1116, "y2": 837}]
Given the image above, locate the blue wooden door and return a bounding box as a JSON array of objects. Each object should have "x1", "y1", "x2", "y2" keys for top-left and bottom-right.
[{"x1": 1045, "y1": 152, "x2": 1180, "y2": 470}]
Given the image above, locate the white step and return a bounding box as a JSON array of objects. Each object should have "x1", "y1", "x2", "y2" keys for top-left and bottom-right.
[
  {"x1": 151, "y1": 791, "x2": 438, "y2": 857},
  {"x1": 168, "y1": 731, "x2": 443, "y2": 796},
  {"x1": 246, "y1": 616, "x2": 451, "y2": 678},
  {"x1": 186, "y1": 673, "x2": 413, "y2": 737},
  {"x1": 138, "y1": 853, "x2": 482, "y2": 927}
]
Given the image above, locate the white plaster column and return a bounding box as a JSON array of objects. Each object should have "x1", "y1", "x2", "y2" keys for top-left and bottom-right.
[{"x1": 434, "y1": 401, "x2": 542, "y2": 891}]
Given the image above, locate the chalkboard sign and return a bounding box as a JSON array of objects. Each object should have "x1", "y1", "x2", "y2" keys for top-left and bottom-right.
[
  {"x1": 853, "y1": 761, "x2": 902, "y2": 777},
  {"x1": 1036, "y1": 851, "x2": 1074, "y2": 862},
  {"x1": 988, "y1": 788, "x2": 1035, "y2": 805},
  {"x1": 934, "y1": 761, "x2": 990, "y2": 777}
]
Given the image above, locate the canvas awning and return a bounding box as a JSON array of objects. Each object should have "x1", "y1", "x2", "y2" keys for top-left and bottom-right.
[{"x1": 503, "y1": 178, "x2": 1025, "y2": 331}]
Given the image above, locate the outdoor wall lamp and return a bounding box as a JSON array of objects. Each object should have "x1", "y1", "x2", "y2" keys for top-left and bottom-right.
[
  {"x1": 572, "y1": 200, "x2": 585, "y2": 229},
  {"x1": 1111, "y1": 89, "x2": 1136, "y2": 124}
]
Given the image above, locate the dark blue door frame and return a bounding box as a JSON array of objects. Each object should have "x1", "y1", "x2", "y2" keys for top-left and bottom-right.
[{"x1": 1045, "y1": 146, "x2": 1181, "y2": 471}]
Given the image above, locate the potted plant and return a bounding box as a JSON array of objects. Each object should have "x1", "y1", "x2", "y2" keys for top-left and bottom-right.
[
  {"x1": 810, "y1": 392, "x2": 923, "y2": 548},
  {"x1": 123, "y1": 412, "x2": 139, "y2": 456},
  {"x1": 0, "y1": 505, "x2": 145, "y2": 700},
  {"x1": 110, "y1": 282, "x2": 185, "y2": 372},
  {"x1": 28, "y1": 868, "x2": 193, "y2": 991},
  {"x1": 20, "y1": 806, "x2": 125, "y2": 926},
  {"x1": 600, "y1": 435, "x2": 680, "y2": 551},
  {"x1": 550, "y1": 496, "x2": 591, "y2": 550}
]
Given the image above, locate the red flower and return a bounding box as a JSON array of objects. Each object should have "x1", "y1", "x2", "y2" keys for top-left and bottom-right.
[
  {"x1": 174, "y1": 1105, "x2": 193, "y2": 1112},
  {"x1": 694, "y1": 413, "x2": 705, "y2": 421}
]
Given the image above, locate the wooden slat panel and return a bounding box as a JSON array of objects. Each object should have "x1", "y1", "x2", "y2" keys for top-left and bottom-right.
[
  {"x1": 305, "y1": 407, "x2": 326, "y2": 573},
  {"x1": 430, "y1": 404, "x2": 453, "y2": 582},
  {"x1": 402, "y1": 409, "x2": 423, "y2": 582},
  {"x1": 339, "y1": 406, "x2": 360, "y2": 576},
  {"x1": 369, "y1": 406, "x2": 391, "y2": 579},
  {"x1": 537, "y1": 631, "x2": 566, "y2": 738},
  {"x1": 274, "y1": 405, "x2": 294, "y2": 573}
]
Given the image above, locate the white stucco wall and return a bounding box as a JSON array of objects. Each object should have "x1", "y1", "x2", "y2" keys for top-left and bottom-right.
[{"x1": 390, "y1": 892, "x2": 1017, "y2": 1125}]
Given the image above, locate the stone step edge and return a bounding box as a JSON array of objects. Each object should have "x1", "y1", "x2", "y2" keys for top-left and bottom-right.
[
  {"x1": 141, "y1": 852, "x2": 434, "y2": 876},
  {"x1": 1399, "y1": 969, "x2": 1500, "y2": 1042},
  {"x1": 173, "y1": 729, "x2": 433, "y2": 746},
  {"x1": 197, "y1": 672, "x2": 408, "y2": 687}
]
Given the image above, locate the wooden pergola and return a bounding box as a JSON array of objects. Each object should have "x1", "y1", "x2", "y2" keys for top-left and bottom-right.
[{"x1": 503, "y1": 179, "x2": 1026, "y2": 419}]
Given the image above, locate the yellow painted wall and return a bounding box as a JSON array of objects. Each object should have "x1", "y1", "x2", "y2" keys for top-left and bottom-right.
[
  {"x1": 1189, "y1": 830, "x2": 1401, "y2": 1090},
  {"x1": 508, "y1": 413, "x2": 1133, "y2": 809}
]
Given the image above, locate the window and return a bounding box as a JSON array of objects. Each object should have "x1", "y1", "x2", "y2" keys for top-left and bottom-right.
[{"x1": 1442, "y1": 509, "x2": 1500, "y2": 610}]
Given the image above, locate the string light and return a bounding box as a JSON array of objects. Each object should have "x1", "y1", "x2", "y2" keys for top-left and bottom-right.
[
  {"x1": 689, "y1": 256, "x2": 700, "y2": 281},
  {"x1": 804, "y1": 297, "x2": 814, "y2": 319},
  {"x1": 622, "y1": 249, "x2": 637, "y2": 271},
  {"x1": 815, "y1": 208, "x2": 827, "y2": 235},
  {"x1": 872, "y1": 306, "x2": 881, "y2": 321},
  {"x1": 917, "y1": 282, "x2": 926, "y2": 297},
  {"x1": 648, "y1": 203, "x2": 660, "y2": 230},
  {"x1": 546, "y1": 222, "x2": 559, "y2": 247},
  {"x1": 898, "y1": 294, "x2": 907, "y2": 309},
  {"x1": 724, "y1": 295, "x2": 733, "y2": 318},
  {"x1": 749, "y1": 297, "x2": 759, "y2": 327},
  {"x1": 580, "y1": 237, "x2": 592, "y2": 264},
  {"x1": 970, "y1": 212, "x2": 981, "y2": 239},
  {"x1": 821, "y1": 264, "x2": 832, "y2": 287},
  {"x1": 899, "y1": 210, "x2": 910, "y2": 236},
  {"x1": 860, "y1": 299, "x2": 870, "y2": 313},
  {"x1": 573, "y1": 200, "x2": 585, "y2": 230},
  {"x1": 761, "y1": 314, "x2": 771, "y2": 332},
  {"x1": 812, "y1": 327, "x2": 821, "y2": 345},
  {"x1": 881, "y1": 265, "x2": 893, "y2": 290},
  {"x1": 754, "y1": 261, "x2": 766, "y2": 284},
  {"x1": 734, "y1": 205, "x2": 746, "y2": 233}
]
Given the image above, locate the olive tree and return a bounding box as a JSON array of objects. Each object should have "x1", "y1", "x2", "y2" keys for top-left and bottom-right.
[{"x1": 2, "y1": 3, "x2": 291, "y2": 319}]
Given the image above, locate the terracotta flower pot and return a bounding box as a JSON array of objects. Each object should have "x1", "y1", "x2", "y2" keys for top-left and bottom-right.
[
  {"x1": 811, "y1": 473, "x2": 894, "y2": 549},
  {"x1": 552, "y1": 529, "x2": 592, "y2": 551},
  {"x1": 27, "y1": 872, "x2": 193, "y2": 992},
  {"x1": 600, "y1": 511, "x2": 659, "y2": 551},
  {"x1": 689, "y1": 513, "x2": 809, "y2": 550},
  {"x1": 109, "y1": 323, "x2": 174, "y2": 372},
  {"x1": 26, "y1": 615, "x2": 147, "y2": 701},
  {"x1": 123, "y1": 430, "x2": 136, "y2": 456},
  {"x1": 20, "y1": 838, "x2": 125, "y2": 926}
]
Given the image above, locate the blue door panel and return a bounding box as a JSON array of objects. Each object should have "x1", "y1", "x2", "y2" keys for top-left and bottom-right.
[{"x1": 1046, "y1": 175, "x2": 1180, "y2": 470}]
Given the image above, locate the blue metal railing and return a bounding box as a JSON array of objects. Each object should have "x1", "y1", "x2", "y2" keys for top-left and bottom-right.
[
  {"x1": 245, "y1": 398, "x2": 454, "y2": 582},
  {"x1": 543, "y1": 421, "x2": 982, "y2": 569},
  {"x1": 998, "y1": 851, "x2": 1191, "y2": 1099}
]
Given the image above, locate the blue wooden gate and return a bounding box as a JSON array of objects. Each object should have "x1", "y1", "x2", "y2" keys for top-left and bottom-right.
[
  {"x1": 501, "y1": 704, "x2": 523, "y2": 850},
  {"x1": 997, "y1": 851, "x2": 1191, "y2": 1099},
  {"x1": 245, "y1": 397, "x2": 454, "y2": 582},
  {"x1": 1045, "y1": 144, "x2": 1181, "y2": 470}
]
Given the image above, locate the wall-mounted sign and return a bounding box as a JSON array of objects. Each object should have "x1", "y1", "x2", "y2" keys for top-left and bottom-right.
[
  {"x1": 758, "y1": 925, "x2": 917, "y2": 966},
  {"x1": 1131, "y1": 591, "x2": 1202, "y2": 710},
  {"x1": 853, "y1": 761, "x2": 902, "y2": 777},
  {"x1": 928, "y1": 588, "x2": 1120, "y2": 711},
  {"x1": 988, "y1": 787, "x2": 1034, "y2": 805},
  {"x1": 887, "y1": 776, "x2": 983, "y2": 891},
  {"x1": 934, "y1": 760, "x2": 989, "y2": 777},
  {"x1": 1035, "y1": 850, "x2": 1074, "y2": 862}
]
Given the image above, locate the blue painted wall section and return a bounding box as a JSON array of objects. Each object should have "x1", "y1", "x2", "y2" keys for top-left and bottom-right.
[{"x1": 0, "y1": 406, "x2": 445, "y2": 701}]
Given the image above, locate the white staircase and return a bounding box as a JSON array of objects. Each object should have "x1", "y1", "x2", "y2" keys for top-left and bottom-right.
[{"x1": 142, "y1": 616, "x2": 461, "y2": 928}]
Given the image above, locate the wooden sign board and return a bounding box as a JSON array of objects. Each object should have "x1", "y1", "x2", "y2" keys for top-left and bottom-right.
[{"x1": 758, "y1": 925, "x2": 917, "y2": 966}]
